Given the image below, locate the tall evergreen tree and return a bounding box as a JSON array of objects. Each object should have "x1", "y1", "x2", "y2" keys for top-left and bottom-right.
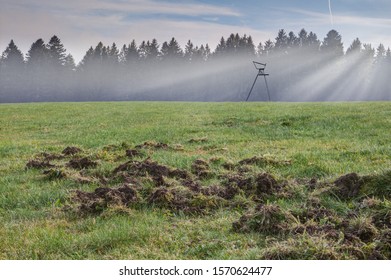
[
  {"x1": 214, "y1": 37, "x2": 226, "y2": 56},
  {"x1": 78, "y1": 46, "x2": 94, "y2": 71},
  {"x1": 362, "y1": 44, "x2": 375, "y2": 60},
  {"x1": 263, "y1": 40, "x2": 274, "y2": 56},
  {"x1": 47, "y1": 35, "x2": 67, "y2": 68},
  {"x1": 376, "y1": 43, "x2": 386, "y2": 58},
  {"x1": 167, "y1": 37, "x2": 183, "y2": 59},
  {"x1": 287, "y1": 31, "x2": 298, "y2": 49},
  {"x1": 26, "y1": 39, "x2": 47, "y2": 67},
  {"x1": 160, "y1": 41, "x2": 170, "y2": 59},
  {"x1": 320, "y1": 30, "x2": 344, "y2": 58},
  {"x1": 108, "y1": 42, "x2": 119, "y2": 64},
  {"x1": 138, "y1": 41, "x2": 147, "y2": 60},
  {"x1": 274, "y1": 29, "x2": 288, "y2": 52},
  {"x1": 386, "y1": 48, "x2": 391, "y2": 60},
  {"x1": 25, "y1": 38, "x2": 49, "y2": 94},
  {"x1": 0, "y1": 40, "x2": 25, "y2": 100},
  {"x1": 184, "y1": 40, "x2": 195, "y2": 62},
  {"x1": 298, "y1": 29, "x2": 308, "y2": 47},
  {"x1": 257, "y1": 42, "x2": 264, "y2": 56},
  {"x1": 1, "y1": 40, "x2": 24, "y2": 70},
  {"x1": 64, "y1": 54, "x2": 76, "y2": 71},
  {"x1": 145, "y1": 39, "x2": 160, "y2": 61},
  {"x1": 244, "y1": 35, "x2": 255, "y2": 56},
  {"x1": 123, "y1": 40, "x2": 139, "y2": 64},
  {"x1": 346, "y1": 38, "x2": 362, "y2": 55},
  {"x1": 226, "y1": 33, "x2": 240, "y2": 53}
]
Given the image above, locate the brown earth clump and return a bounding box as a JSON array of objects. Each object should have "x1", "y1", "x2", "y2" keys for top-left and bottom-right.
[
  {"x1": 291, "y1": 221, "x2": 339, "y2": 240},
  {"x1": 39, "y1": 152, "x2": 65, "y2": 161},
  {"x1": 188, "y1": 137, "x2": 208, "y2": 143},
  {"x1": 169, "y1": 168, "x2": 192, "y2": 180},
  {"x1": 113, "y1": 159, "x2": 170, "y2": 177},
  {"x1": 255, "y1": 173, "x2": 281, "y2": 195},
  {"x1": 67, "y1": 157, "x2": 98, "y2": 169},
  {"x1": 113, "y1": 159, "x2": 190, "y2": 186},
  {"x1": 233, "y1": 204, "x2": 291, "y2": 234},
  {"x1": 26, "y1": 160, "x2": 55, "y2": 169},
  {"x1": 125, "y1": 149, "x2": 143, "y2": 158},
  {"x1": 147, "y1": 187, "x2": 194, "y2": 213},
  {"x1": 182, "y1": 179, "x2": 202, "y2": 193},
  {"x1": 147, "y1": 185, "x2": 225, "y2": 214},
  {"x1": 344, "y1": 216, "x2": 379, "y2": 243},
  {"x1": 43, "y1": 169, "x2": 67, "y2": 179},
  {"x1": 62, "y1": 146, "x2": 82, "y2": 155},
  {"x1": 135, "y1": 141, "x2": 169, "y2": 149},
  {"x1": 334, "y1": 173, "x2": 363, "y2": 199},
  {"x1": 223, "y1": 174, "x2": 253, "y2": 190},
  {"x1": 238, "y1": 156, "x2": 291, "y2": 166},
  {"x1": 72, "y1": 184, "x2": 138, "y2": 213},
  {"x1": 200, "y1": 184, "x2": 239, "y2": 200},
  {"x1": 191, "y1": 159, "x2": 212, "y2": 179}
]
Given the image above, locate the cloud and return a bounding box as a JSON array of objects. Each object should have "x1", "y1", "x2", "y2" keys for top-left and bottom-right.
[
  {"x1": 284, "y1": 8, "x2": 391, "y2": 28},
  {"x1": 0, "y1": 0, "x2": 270, "y2": 63}
]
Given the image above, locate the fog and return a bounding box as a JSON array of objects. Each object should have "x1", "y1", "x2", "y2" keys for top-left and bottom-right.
[{"x1": 1, "y1": 30, "x2": 390, "y2": 103}]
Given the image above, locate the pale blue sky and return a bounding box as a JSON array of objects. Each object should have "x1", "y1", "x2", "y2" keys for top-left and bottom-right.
[{"x1": 1, "y1": 0, "x2": 390, "y2": 62}]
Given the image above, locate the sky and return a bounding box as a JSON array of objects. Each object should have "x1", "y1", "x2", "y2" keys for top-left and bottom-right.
[{"x1": 1, "y1": 0, "x2": 391, "y2": 63}]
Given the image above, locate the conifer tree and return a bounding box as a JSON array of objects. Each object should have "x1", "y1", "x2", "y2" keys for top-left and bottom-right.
[
  {"x1": 47, "y1": 35, "x2": 67, "y2": 68},
  {"x1": 1, "y1": 40, "x2": 24, "y2": 70},
  {"x1": 346, "y1": 38, "x2": 362, "y2": 55},
  {"x1": 321, "y1": 30, "x2": 344, "y2": 58}
]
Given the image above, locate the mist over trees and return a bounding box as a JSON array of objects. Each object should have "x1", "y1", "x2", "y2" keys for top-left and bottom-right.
[{"x1": 1, "y1": 29, "x2": 391, "y2": 103}]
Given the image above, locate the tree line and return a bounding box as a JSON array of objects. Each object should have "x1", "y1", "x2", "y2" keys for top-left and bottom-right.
[{"x1": 1, "y1": 29, "x2": 390, "y2": 102}]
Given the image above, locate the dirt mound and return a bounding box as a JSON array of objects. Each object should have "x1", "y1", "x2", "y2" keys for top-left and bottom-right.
[
  {"x1": 135, "y1": 141, "x2": 169, "y2": 149},
  {"x1": 113, "y1": 159, "x2": 190, "y2": 187},
  {"x1": 26, "y1": 160, "x2": 55, "y2": 169},
  {"x1": 125, "y1": 149, "x2": 143, "y2": 158},
  {"x1": 191, "y1": 159, "x2": 212, "y2": 179},
  {"x1": 39, "y1": 152, "x2": 64, "y2": 161},
  {"x1": 334, "y1": 173, "x2": 363, "y2": 199},
  {"x1": 72, "y1": 184, "x2": 138, "y2": 213},
  {"x1": 188, "y1": 137, "x2": 208, "y2": 143},
  {"x1": 344, "y1": 216, "x2": 379, "y2": 243},
  {"x1": 201, "y1": 184, "x2": 239, "y2": 200},
  {"x1": 233, "y1": 204, "x2": 291, "y2": 234},
  {"x1": 67, "y1": 157, "x2": 97, "y2": 169},
  {"x1": 223, "y1": 174, "x2": 253, "y2": 190},
  {"x1": 147, "y1": 187, "x2": 194, "y2": 212},
  {"x1": 62, "y1": 146, "x2": 82, "y2": 155},
  {"x1": 147, "y1": 186, "x2": 223, "y2": 214},
  {"x1": 182, "y1": 179, "x2": 202, "y2": 193},
  {"x1": 43, "y1": 169, "x2": 67, "y2": 179},
  {"x1": 113, "y1": 159, "x2": 170, "y2": 177},
  {"x1": 239, "y1": 156, "x2": 291, "y2": 166},
  {"x1": 256, "y1": 173, "x2": 280, "y2": 195}
]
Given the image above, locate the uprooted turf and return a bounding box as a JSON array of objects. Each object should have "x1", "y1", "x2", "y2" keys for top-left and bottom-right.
[{"x1": 1, "y1": 101, "x2": 391, "y2": 259}]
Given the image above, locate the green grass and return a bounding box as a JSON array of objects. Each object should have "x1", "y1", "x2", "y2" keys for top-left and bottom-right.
[{"x1": 1, "y1": 101, "x2": 391, "y2": 259}]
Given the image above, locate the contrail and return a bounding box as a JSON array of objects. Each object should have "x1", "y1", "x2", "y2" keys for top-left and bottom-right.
[{"x1": 328, "y1": 0, "x2": 334, "y2": 25}]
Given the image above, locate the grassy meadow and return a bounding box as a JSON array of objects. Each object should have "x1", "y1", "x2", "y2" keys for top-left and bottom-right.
[{"x1": 1, "y1": 101, "x2": 391, "y2": 259}]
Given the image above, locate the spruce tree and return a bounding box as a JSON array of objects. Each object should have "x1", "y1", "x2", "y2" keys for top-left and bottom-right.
[
  {"x1": 26, "y1": 38, "x2": 47, "y2": 67},
  {"x1": 298, "y1": 29, "x2": 308, "y2": 48},
  {"x1": 1, "y1": 40, "x2": 24, "y2": 70},
  {"x1": 147, "y1": 39, "x2": 160, "y2": 61},
  {"x1": 214, "y1": 37, "x2": 226, "y2": 56},
  {"x1": 275, "y1": 29, "x2": 288, "y2": 51},
  {"x1": 320, "y1": 30, "x2": 344, "y2": 58},
  {"x1": 47, "y1": 35, "x2": 67, "y2": 68},
  {"x1": 0, "y1": 40, "x2": 25, "y2": 95},
  {"x1": 184, "y1": 40, "x2": 195, "y2": 62},
  {"x1": 167, "y1": 37, "x2": 183, "y2": 58},
  {"x1": 346, "y1": 38, "x2": 362, "y2": 55}
]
